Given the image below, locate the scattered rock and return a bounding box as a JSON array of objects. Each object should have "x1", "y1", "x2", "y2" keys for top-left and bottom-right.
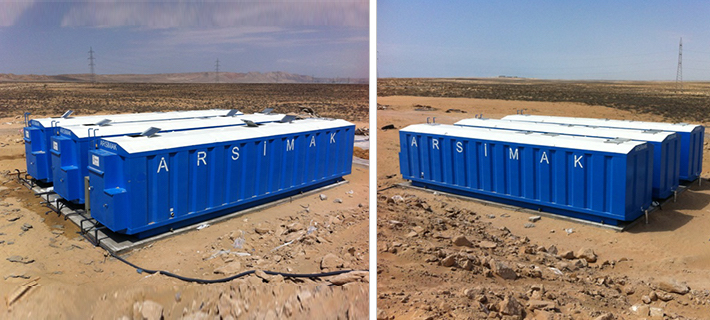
[
  {"x1": 413, "y1": 104, "x2": 436, "y2": 111},
  {"x1": 133, "y1": 300, "x2": 163, "y2": 320},
  {"x1": 479, "y1": 241, "x2": 497, "y2": 249},
  {"x1": 526, "y1": 300, "x2": 555, "y2": 311},
  {"x1": 329, "y1": 271, "x2": 369, "y2": 285},
  {"x1": 524, "y1": 223, "x2": 535, "y2": 228},
  {"x1": 630, "y1": 304, "x2": 649, "y2": 316},
  {"x1": 622, "y1": 285, "x2": 635, "y2": 295},
  {"x1": 445, "y1": 108, "x2": 467, "y2": 113},
  {"x1": 657, "y1": 279, "x2": 690, "y2": 295},
  {"x1": 452, "y1": 235, "x2": 472, "y2": 247},
  {"x1": 20, "y1": 223, "x2": 32, "y2": 232},
  {"x1": 559, "y1": 250, "x2": 575, "y2": 259},
  {"x1": 376, "y1": 309, "x2": 388, "y2": 320},
  {"x1": 254, "y1": 269, "x2": 271, "y2": 282},
  {"x1": 319, "y1": 194, "x2": 328, "y2": 201},
  {"x1": 381, "y1": 124, "x2": 396, "y2": 130},
  {"x1": 576, "y1": 248, "x2": 597, "y2": 263},
  {"x1": 320, "y1": 253, "x2": 344, "y2": 270},
  {"x1": 6, "y1": 256, "x2": 33, "y2": 264},
  {"x1": 649, "y1": 307, "x2": 664, "y2": 317},
  {"x1": 333, "y1": 198, "x2": 343, "y2": 203},
  {"x1": 254, "y1": 226, "x2": 271, "y2": 235},
  {"x1": 547, "y1": 245, "x2": 558, "y2": 255},
  {"x1": 213, "y1": 261, "x2": 242, "y2": 275},
  {"x1": 490, "y1": 259, "x2": 517, "y2": 280},
  {"x1": 593, "y1": 313, "x2": 614, "y2": 320},
  {"x1": 498, "y1": 295, "x2": 524, "y2": 319},
  {"x1": 287, "y1": 222, "x2": 304, "y2": 233},
  {"x1": 528, "y1": 216, "x2": 541, "y2": 222},
  {"x1": 441, "y1": 254, "x2": 457, "y2": 267}
]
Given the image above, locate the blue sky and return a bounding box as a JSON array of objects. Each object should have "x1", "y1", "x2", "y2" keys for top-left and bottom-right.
[
  {"x1": 378, "y1": 1, "x2": 710, "y2": 80},
  {"x1": 0, "y1": 1, "x2": 369, "y2": 78}
]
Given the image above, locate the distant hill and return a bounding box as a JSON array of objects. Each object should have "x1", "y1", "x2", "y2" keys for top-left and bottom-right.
[{"x1": 0, "y1": 71, "x2": 367, "y2": 84}]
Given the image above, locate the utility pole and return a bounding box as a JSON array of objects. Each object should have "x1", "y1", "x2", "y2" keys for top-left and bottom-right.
[
  {"x1": 676, "y1": 38, "x2": 683, "y2": 93},
  {"x1": 215, "y1": 58, "x2": 220, "y2": 83},
  {"x1": 88, "y1": 47, "x2": 96, "y2": 83}
]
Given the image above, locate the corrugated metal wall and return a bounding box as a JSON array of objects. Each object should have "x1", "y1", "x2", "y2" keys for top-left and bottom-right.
[
  {"x1": 88, "y1": 120, "x2": 354, "y2": 237},
  {"x1": 399, "y1": 124, "x2": 654, "y2": 225}
]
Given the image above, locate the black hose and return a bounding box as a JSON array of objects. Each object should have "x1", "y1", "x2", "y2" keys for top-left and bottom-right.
[{"x1": 110, "y1": 251, "x2": 364, "y2": 284}]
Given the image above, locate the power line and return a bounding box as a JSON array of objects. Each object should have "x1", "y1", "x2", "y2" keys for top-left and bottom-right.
[
  {"x1": 88, "y1": 47, "x2": 96, "y2": 83},
  {"x1": 676, "y1": 37, "x2": 683, "y2": 92},
  {"x1": 215, "y1": 58, "x2": 220, "y2": 83}
]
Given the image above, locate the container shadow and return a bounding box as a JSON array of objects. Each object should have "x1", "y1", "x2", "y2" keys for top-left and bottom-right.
[{"x1": 626, "y1": 179, "x2": 710, "y2": 233}]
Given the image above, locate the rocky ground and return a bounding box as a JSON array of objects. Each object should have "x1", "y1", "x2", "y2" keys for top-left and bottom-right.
[
  {"x1": 376, "y1": 93, "x2": 710, "y2": 320},
  {"x1": 0, "y1": 82, "x2": 369, "y2": 319},
  {"x1": 0, "y1": 146, "x2": 369, "y2": 319},
  {"x1": 376, "y1": 193, "x2": 710, "y2": 319}
]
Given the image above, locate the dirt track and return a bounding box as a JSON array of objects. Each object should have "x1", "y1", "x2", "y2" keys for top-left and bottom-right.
[
  {"x1": 376, "y1": 89, "x2": 710, "y2": 319},
  {"x1": 0, "y1": 83, "x2": 369, "y2": 319}
]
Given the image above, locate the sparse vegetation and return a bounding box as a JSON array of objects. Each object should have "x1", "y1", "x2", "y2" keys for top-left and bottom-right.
[
  {"x1": 0, "y1": 82, "x2": 368, "y2": 122},
  {"x1": 378, "y1": 78, "x2": 710, "y2": 122}
]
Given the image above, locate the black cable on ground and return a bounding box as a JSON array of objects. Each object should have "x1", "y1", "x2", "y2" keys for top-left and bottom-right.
[{"x1": 110, "y1": 251, "x2": 365, "y2": 284}]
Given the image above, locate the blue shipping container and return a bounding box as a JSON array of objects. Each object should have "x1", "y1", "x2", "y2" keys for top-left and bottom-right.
[
  {"x1": 455, "y1": 118, "x2": 680, "y2": 199},
  {"x1": 503, "y1": 115, "x2": 704, "y2": 182},
  {"x1": 51, "y1": 113, "x2": 285, "y2": 204},
  {"x1": 88, "y1": 118, "x2": 354, "y2": 238},
  {"x1": 399, "y1": 124, "x2": 654, "y2": 225},
  {"x1": 23, "y1": 109, "x2": 231, "y2": 183}
]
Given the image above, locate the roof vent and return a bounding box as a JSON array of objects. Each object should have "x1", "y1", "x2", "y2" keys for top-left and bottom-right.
[
  {"x1": 226, "y1": 109, "x2": 240, "y2": 117},
  {"x1": 605, "y1": 138, "x2": 631, "y2": 144},
  {"x1": 279, "y1": 115, "x2": 297, "y2": 123},
  {"x1": 260, "y1": 108, "x2": 274, "y2": 115},
  {"x1": 95, "y1": 119, "x2": 112, "y2": 126},
  {"x1": 242, "y1": 119, "x2": 260, "y2": 127},
  {"x1": 139, "y1": 127, "x2": 161, "y2": 137},
  {"x1": 61, "y1": 110, "x2": 74, "y2": 118}
]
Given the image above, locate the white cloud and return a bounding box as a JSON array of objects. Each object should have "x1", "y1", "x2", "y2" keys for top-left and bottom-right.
[
  {"x1": 60, "y1": 0, "x2": 368, "y2": 29},
  {"x1": 153, "y1": 26, "x2": 364, "y2": 50},
  {"x1": 0, "y1": 0, "x2": 35, "y2": 27}
]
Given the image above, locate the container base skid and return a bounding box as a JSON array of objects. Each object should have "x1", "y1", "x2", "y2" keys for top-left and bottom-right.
[
  {"x1": 397, "y1": 180, "x2": 691, "y2": 231},
  {"x1": 21, "y1": 176, "x2": 348, "y2": 254}
]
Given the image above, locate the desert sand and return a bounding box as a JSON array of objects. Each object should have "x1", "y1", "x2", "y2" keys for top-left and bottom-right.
[{"x1": 377, "y1": 87, "x2": 710, "y2": 320}]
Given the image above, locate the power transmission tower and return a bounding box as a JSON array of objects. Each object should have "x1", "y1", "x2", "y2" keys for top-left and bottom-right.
[
  {"x1": 88, "y1": 47, "x2": 96, "y2": 83},
  {"x1": 215, "y1": 58, "x2": 220, "y2": 83},
  {"x1": 676, "y1": 38, "x2": 683, "y2": 93}
]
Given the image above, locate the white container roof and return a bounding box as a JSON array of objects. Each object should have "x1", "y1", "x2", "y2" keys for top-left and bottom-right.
[
  {"x1": 455, "y1": 118, "x2": 676, "y2": 143},
  {"x1": 503, "y1": 115, "x2": 702, "y2": 133},
  {"x1": 102, "y1": 118, "x2": 354, "y2": 154},
  {"x1": 60, "y1": 113, "x2": 285, "y2": 138},
  {"x1": 402, "y1": 124, "x2": 646, "y2": 154},
  {"x1": 29, "y1": 109, "x2": 233, "y2": 128}
]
